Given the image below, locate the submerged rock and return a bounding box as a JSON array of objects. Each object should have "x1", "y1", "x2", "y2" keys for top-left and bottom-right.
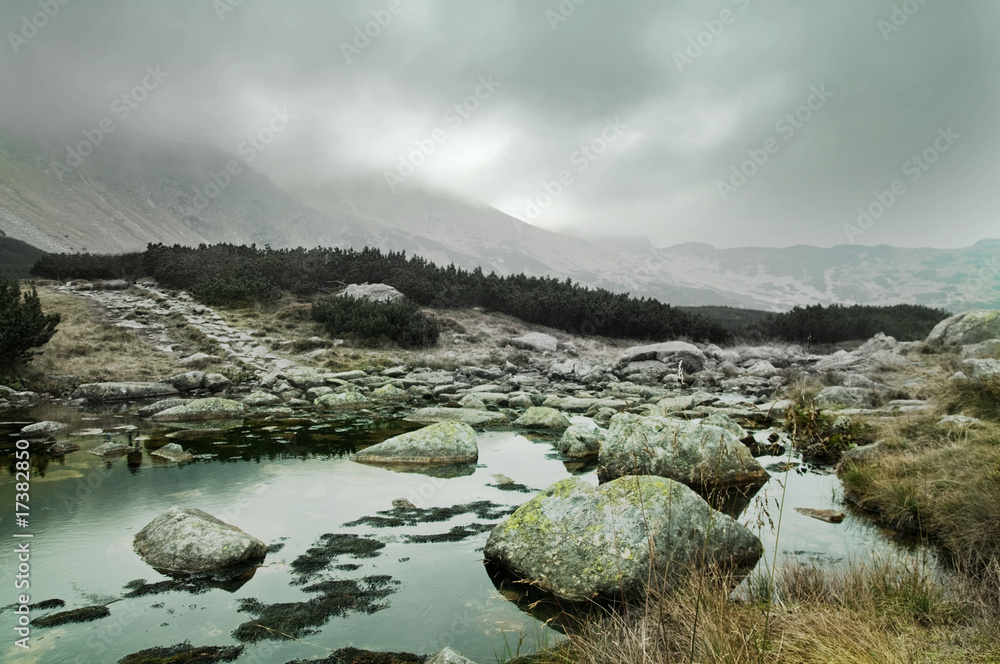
[
  {"x1": 599, "y1": 413, "x2": 768, "y2": 490},
  {"x1": 514, "y1": 406, "x2": 571, "y2": 430},
  {"x1": 152, "y1": 398, "x2": 246, "y2": 422},
  {"x1": 133, "y1": 508, "x2": 267, "y2": 578},
  {"x1": 484, "y1": 476, "x2": 762, "y2": 602},
  {"x1": 352, "y1": 421, "x2": 478, "y2": 466},
  {"x1": 32, "y1": 605, "x2": 110, "y2": 628},
  {"x1": 117, "y1": 642, "x2": 244, "y2": 664}
]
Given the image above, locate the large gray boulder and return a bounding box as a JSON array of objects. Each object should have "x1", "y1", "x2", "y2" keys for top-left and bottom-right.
[
  {"x1": 556, "y1": 423, "x2": 605, "y2": 458},
  {"x1": 281, "y1": 366, "x2": 327, "y2": 390},
  {"x1": 962, "y1": 358, "x2": 1000, "y2": 380},
  {"x1": 352, "y1": 421, "x2": 478, "y2": 466},
  {"x1": 20, "y1": 421, "x2": 67, "y2": 440},
  {"x1": 338, "y1": 283, "x2": 405, "y2": 303},
  {"x1": 152, "y1": 398, "x2": 246, "y2": 422},
  {"x1": 513, "y1": 406, "x2": 571, "y2": 430},
  {"x1": 509, "y1": 332, "x2": 559, "y2": 353},
  {"x1": 314, "y1": 391, "x2": 372, "y2": 410},
  {"x1": 484, "y1": 476, "x2": 763, "y2": 602},
  {"x1": 927, "y1": 310, "x2": 1000, "y2": 346},
  {"x1": 599, "y1": 413, "x2": 768, "y2": 490},
  {"x1": 159, "y1": 371, "x2": 205, "y2": 392},
  {"x1": 133, "y1": 507, "x2": 267, "y2": 578},
  {"x1": 72, "y1": 382, "x2": 179, "y2": 402},
  {"x1": 618, "y1": 341, "x2": 706, "y2": 373}
]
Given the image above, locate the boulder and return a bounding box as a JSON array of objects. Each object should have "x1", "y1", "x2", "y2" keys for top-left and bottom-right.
[
  {"x1": 405, "y1": 407, "x2": 507, "y2": 426},
  {"x1": 160, "y1": 371, "x2": 205, "y2": 392},
  {"x1": 484, "y1": 476, "x2": 763, "y2": 602},
  {"x1": 352, "y1": 421, "x2": 478, "y2": 466},
  {"x1": 137, "y1": 398, "x2": 189, "y2": 418},
  {"x1": 513, "y1": 406, "x2": 571, "y2": 430},
  {"x1": 509, "y1": 332, "x2": 559, "y2": 353},
  {"x1": 203, "y1": 373, "x2": 232, "y2": 392},
  {"x1": 242, "y1": 392, "x2": 283, "y2": 408},
  {"x1": 72, "y1": 382, "x2": 179, "y2": 402},
  {"x1": 150, "y1": 443, "x2": 194, "y2": 463},
  {"x1": 618, "y1": 341, "x2": 706, "y2": 373},
  {"x1": 177, "y1": 353, "x2": 219, "y2": 367},
  {"x1": 338, "y1": 283, "x2": 405, "y2": 303},
  {"x1": 458, "y1": 394, "x2": 487, "y2": 410},
  {"x1": 315, "y1": 391, "x2": 372, "y2": 410},
  {"x1": 133, "y1": 507, "x2": 267, "y2": 578},
  {"x1": 89, "y1": 441, "x2": 131, "y2": 457},
  {"x1": 556, "y1": 424, "x2": 605, "y2": 458},
  {"x1": 962, "y1": 358, "x2": 1000, "y2": 380},
  {"x1": 815, "y1": 386, "x2": 875, "y2": 409},
  {"x1": 371, "y1": 384, "x2": 407, "y2": 401},
  {"x1": 282, "y1": 367, "x2": 327, "y2": 390},
  {"x1": 152, "y1": 398, "x2": 246, "y2": 422},
  {"x1": 20, "y1": 421, "x2": 67, "y2": 440},
  {"x1": 599, "y1": 413, "x2": 768, "y2": 490},
  {"x1": 961, "y1": 339, "x2": 1000, "y2": 359},
  {"x1": 927, "y1": 310, "x2": 1000, "y2": 346}
]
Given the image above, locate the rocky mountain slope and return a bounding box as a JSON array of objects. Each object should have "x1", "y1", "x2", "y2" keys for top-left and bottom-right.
[{"x1": 1, "y1": 129, "x2": 995, "y2": 311}]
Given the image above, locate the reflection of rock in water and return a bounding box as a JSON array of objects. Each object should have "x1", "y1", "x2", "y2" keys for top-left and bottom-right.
[
  {"x1": 484, "y1": 559, "x2": 590, "y2": 635},
  {"x1": 123, "y1": 567, "x2": 259, "y2": 597}
]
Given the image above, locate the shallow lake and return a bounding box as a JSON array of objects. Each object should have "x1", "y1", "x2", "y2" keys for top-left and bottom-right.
[{"x1": 0, "y1": 403, "x2": 926, "y2": 664}]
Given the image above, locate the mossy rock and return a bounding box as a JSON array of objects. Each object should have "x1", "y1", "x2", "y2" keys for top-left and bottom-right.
[{"x1": 353, "y1": 421, "x2": 478, "y2": 466}]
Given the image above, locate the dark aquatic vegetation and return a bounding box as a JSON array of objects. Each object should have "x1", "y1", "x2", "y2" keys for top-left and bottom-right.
[
  {"x1": 117, "y1": 641, "x2": 244, "y2": 664},
  {"x1": 290, "y1": 533, "x2": 386, "y2": 584},
  {"x1": 32, "y1": 604, "x2": 110, "y2": 627},
  {"x1": 343, "y1": 500, "x2": 516, "y2": 528}
]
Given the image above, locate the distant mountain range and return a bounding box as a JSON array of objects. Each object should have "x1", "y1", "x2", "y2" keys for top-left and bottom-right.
[{"x1": 1, "y1": 128, "x2": 996, "y2": 311}]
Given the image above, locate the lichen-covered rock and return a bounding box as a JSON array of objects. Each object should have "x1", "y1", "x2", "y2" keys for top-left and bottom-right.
[
  {"x1": 514, "y1": 406, "x2": 571, "y2": 430},
  {"x1": 152, "y1": 398, "x2": 246, "y2": 422},
  {"x1": 150, "y1": 443, "x2": 193, "y2": 464},
  {"x1": 160, "y1": 371, "x2": 205, "y2": 392},
  {"x1": 458, "y1": 394, "x2": 487, "y2": 410},
  {"x1": 242, "y1": 391, "x2": 283, "y2": 408},
  {"x1": 599, "y1": 413, "x2": 768, "y2": 490},
  {"x1": 927, "y1": 309, "x2": 1000, "y2": 345},
  {"x1": 338, "y1": 283, "x2": 405, "y2": 303},
  {"x1": 556, "y1": 424, "x2": 605, "y2": 458},
  {"x1": 701, "y1": 413, "x2": 748, "y2": 439},
  {"x1": 371, "y1": 384, "x2": 407, "y2": 401},
  {"x1": 352, "y1": 421, "x2": 478, "y2": 466},
  {"x1": 315, "y1": 391, "x2": 372, "y2": 410},
  {"x1": 133, "y1": 507, "x2": 266, "y2": 578},
  {"x1": 137, "y1": 398, "x2": 189, "y2": 418},
  {"x1": 484, "y1": 476, "x2": 762, "y2": 602},
  {"x1": 72, "y1": 382, "x2": 179, "y2": 402},
  {"x1": 282, "y1": 366, "x2": 327, "y2": 390},
  {"x1": 815, "y1": 386, "x2": 875, "y2": 409},
  {"x1": 20, "y1": 421, "x2": 67, "y2": 440},
  {"x1": 405, "y1": 407, "x2": 507, "y2": 426},
  {"x1": 203, "y1": 372, "x2": 232, "y2": 392}
]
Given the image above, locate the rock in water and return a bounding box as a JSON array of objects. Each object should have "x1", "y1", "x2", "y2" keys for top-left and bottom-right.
[
  {"x1": 71, "y1": 382, "x2": 179, "y2": 401},
  {"x1": 484, "y1": 476, "x2": 762, "y2": 602},
  {"x1": 599, "y1": 413, "x2": 768, "y2": 490},
  {"x1": 151, "y1": 398, "x2": 246, "y2": 422},
  {"x1": 150, "y1": 443, "x2": 194, "y2": 464},
  {"x1": 426, "y1": 648, "x2": 478, "y2": 664},
  {"x1": 352, "y1": 421, "x2": 478, "y2": 465},
  {"x1": 513, "y1": 406, "x2": 572, "y2": 430},
  {"x1": 556, "y1": 424, "x2": 605, "y2": 458},
  {"x1": 20, "y1": 421, "x2": 67, "y2": 440},
  {"x1": 133, "y1": 508, "x2": 267, "y2": 578}
]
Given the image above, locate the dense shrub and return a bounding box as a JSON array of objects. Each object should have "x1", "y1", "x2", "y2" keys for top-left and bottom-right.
[
  {"x1": 767, "y1": 303, "x2": 950, "y2": 344},
  {"x1": 0, "y1": 280, "x2": 61, "y2": 375},
  {"x1": 32, "y1": 243, "x2": 730, "y2": 343},
  {"x1": 312, "y1": 296, "x2": 440, "y2": 348}
]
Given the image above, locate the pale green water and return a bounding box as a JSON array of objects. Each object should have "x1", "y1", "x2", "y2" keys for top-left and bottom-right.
[{"x1": 0, "y1": 405, "x2": 926, "y2": 664}]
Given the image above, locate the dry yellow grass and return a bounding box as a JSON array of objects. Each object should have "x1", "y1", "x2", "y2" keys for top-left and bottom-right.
[{"x1": 20, "y1": 287, "x2": 184, "y2": 387}]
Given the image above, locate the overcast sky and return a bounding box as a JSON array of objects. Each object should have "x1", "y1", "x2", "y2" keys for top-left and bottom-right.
[{"x1": 2, "y1": 0, "x2": 998, "y2": 248}]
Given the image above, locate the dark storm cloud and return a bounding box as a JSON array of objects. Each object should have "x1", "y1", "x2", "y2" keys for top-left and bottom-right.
[{"x1": 2, "y1": 0, "x2": 998, "y2": 248}]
